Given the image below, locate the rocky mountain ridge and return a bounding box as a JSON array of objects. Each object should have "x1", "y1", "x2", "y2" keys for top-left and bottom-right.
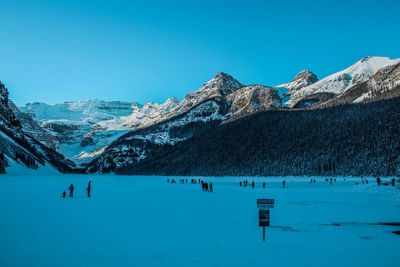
[
  {"x1": 11, "y1": 56, "x2": 400, "y2": 172},
  {"x1": 0, "y1": 81, "x2": 78, "y2": 173}
]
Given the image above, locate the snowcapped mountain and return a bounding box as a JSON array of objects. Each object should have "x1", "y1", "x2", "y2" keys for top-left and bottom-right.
[
  {"x1": 84, "y1": 75, "x2": 283, "y2": 172},
  {"x1": 0, "y1": 81, "x2": 77, "y2": 173},
  {"x1": 286, "y1": 56, "x2": 400, "y2": 107},
  {"x1": 91, "y1": 97, "x2": 180, "y2": 132},
  {"x1": 19, "y1": 99, "x2": 138, "y2": 160},
  {"x1": 273, "y1": 70, "x2": 318, "y2": 106},
  {"x1": 314, "y1": 61, "x2": 400, "y2": 107},
  {"x1": 145, "y1": 72, "x2": 244, "y2": 123},
  {"x1": 85, "y1": 97, "x2": 232, "y2": 173},
  {"x1": 15, "y1": 56, "x2": 400, "y2": 170},
  {"x1": 18, "y1": 72, "x2": 248, "y2": 163}
]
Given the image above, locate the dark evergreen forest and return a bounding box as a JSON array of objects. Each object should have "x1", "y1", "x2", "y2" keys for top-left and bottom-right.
[{"x1": 116, "y1": 97, "x2": 400, "y2": 176}]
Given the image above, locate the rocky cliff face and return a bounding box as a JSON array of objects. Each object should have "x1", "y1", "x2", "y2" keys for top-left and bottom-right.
[
  {"x1": 273, "y1": 70, "x2": 318, "y2": 106},
  {"x1": 0, "y1": 81, "x2": 77, "y2": 173},
  {"x1": 227, "y1": 85, "x2": 282, "y2": 120}
]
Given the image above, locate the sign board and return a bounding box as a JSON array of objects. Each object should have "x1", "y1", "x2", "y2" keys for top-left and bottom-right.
[
  {"x1": 259, "y1": 209, "x2": 270, "y2": 226},
  {"x1": 257, "y1": 203, "x2": 274, "y2": 209},
  {"x1": 257, "y1": 199, "x2": 274, "y2": 204},
  {"x1": 257, "y1": 199, "x2": 274, "y2": 209}
]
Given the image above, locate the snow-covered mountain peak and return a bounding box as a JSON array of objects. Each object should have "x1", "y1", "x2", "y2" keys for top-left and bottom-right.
[
  {"x1": 272, "y1": 70, "x2": 318, "y2": 107},
  {"x1": 90, "y1": 95, "x2": 182, "y2": 133},
  {"x1": 201, "y1": 72, "x2": 243, "y2": 96},
  {"x1": 286, "y1": 56, "x2": 400, "y2": 107},
  {"x1": 163, "y1": 96, "x2": 180, "y2": 107},
  {"x1": 344, "y1": 56, "x2": 400, "y2": 80}
]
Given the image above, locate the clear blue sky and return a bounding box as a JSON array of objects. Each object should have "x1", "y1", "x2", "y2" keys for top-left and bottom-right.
[{"x1": 1, "y1": 0, "x2": 399, "y2": 106}]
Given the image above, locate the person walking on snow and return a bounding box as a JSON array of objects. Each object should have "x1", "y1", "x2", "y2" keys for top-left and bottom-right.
[
  {"x1": 283, "y1": 180, "x2": 285, "y2": 188},
  {"x1": 377, "y1": 177, "x2": 381, "y2": 186},
  {"x1": 68, "y1": 184, "x2": 74, "y2": 198},
  {"x1": 87, "y1": 181, "x2": 91, "y2": 198},
  {"x1": 62, "y1": 191, "x2": 66, "y2": 198},
  {"x1": 210, "y1": 183, "x2": 213, "y2": 192}
]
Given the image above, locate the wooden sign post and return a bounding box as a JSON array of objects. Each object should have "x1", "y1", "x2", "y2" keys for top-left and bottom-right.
[{"x1": 257, "y1": 199, "x2": 274, "y2": 241}]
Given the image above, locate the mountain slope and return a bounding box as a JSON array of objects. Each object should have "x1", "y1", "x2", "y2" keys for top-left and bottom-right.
[
  {"x1": 111, "y1": 97, "x2": 400, "y2": 177},
  {"x1": 311, "y1": 62, "x2": 400, "y2": 108},
  {"x1": 20, "y1": 99, "x2": 138, "y2": 160},
  {"x1": 227, "y1": 84, "x2": 282, "y2": 120},
  {"x1": 273, "y1": 70, "x2": 318, "y2": 106},
  {"x1": 84, "y1": 87, "x2": 283, "y2": 171},
  {"x1": 85, "y1": 97, "x2": 231, "y2": 173},
  {"x1": 287, "y1": 56, "x2": 400, "y2": 107},
  {"x1": 0, "y1": 81, "x2": 77, "y2": 173}
]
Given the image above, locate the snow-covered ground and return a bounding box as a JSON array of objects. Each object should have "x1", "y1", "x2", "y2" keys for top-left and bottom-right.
[{"x1": 0, "y1": 174, "x2": 399, "y2": 267}]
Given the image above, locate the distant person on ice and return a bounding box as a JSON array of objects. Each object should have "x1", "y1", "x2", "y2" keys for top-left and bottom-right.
[
  {"x1": 62, "y1": 191, "x2": 66, "y2": 198},
  {"x1": 210, "y1": 183, "x2": 213, "y2": 192},
  {"x1": 68, "y1": 184, "x2": 74, "y2": 198},
  {"x1": 377, "y1": 177, "x2": 381, "y2": 186},
  {"x1": 87, "y1": 181, "x2": 91, "y2": 198},
  {"x1": 283, "y1": 180, "x2": 285, "y2": 188}
]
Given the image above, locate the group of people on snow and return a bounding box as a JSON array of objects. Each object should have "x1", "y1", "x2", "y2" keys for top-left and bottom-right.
[
  {"x1": 239, "y1": 180, "x2": 286, "y2": 189},
  {"x1": 62, "y1": 181, "x2": 91, "y2": 198},
  {"x1": 167, "y1": 178, "x2": 213, "y2": 192},
  {"x1": 201, "y1": 181, "x2": 213, "y2": 192},
  {"x1": 376, "y1": 177, "x2": 397, "y2": 186},
  {"x1": 166, "y1": 176, "x2": 398, "y2": 194}
]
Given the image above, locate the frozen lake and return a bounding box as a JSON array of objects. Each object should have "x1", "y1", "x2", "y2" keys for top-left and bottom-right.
[{"x1": 0, "y1": 174, "x2": 399, "y2": 266}]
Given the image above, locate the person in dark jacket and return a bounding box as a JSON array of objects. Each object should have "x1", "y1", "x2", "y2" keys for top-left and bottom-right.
[
  {"x1": 68, "y1": 184, "x2": 74, "y2": 197},
  {"x1": 210, "y1": 183, "x2": 213, "y2": 192},
  {"x1": 377, "y1": 177, "x2": 381, "y2": 186},
  {"x1": 62, "y1": 191, "x2": 66, "y2": 198},
  {"x1": 87, "y1": 181, "x2": 91, "y2": 198},
  {"x1": 392, "y1": 178, "x2": 395, "y2": 186},
  {"x1": 283, "y1": 180, "x2": 285, "y2": 188}
]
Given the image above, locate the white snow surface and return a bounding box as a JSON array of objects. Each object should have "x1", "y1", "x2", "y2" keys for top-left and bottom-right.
[
  {"x1": 286, "y1": 56, "x2": 400, "y2": 107},
  {"x1": 0, "y1": 175, "x2": 398, "y2": 266}
]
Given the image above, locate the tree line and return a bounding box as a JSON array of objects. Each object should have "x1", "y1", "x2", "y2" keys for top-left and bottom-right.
[{"x1": 115, "y1": 96, "x2": 400, "y2": 176}]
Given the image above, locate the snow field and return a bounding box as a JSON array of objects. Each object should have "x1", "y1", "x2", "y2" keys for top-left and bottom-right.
[{"x1": 0, "y1": 175, "x2": 399, "y2": 266}]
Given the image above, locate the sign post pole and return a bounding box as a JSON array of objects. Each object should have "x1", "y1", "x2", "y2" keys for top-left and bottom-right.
[{"x1": 263, "y1": 226, "x2": 265, "y2": 241}]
